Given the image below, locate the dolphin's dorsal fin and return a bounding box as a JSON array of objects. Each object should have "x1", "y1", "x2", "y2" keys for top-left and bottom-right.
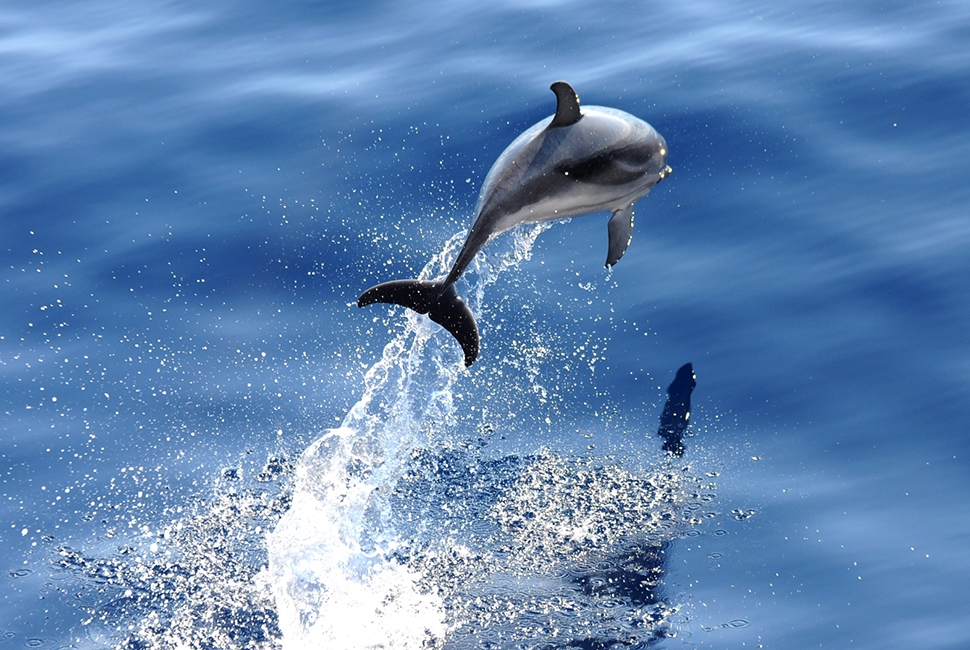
[{"x1": 549, "y1": 81, "x2": 582, "y2": 128}]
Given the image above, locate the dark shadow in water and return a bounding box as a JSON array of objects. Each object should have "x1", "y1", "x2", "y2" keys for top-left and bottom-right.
[
  {"x1": 573, "y1": 543, "x2": 669, "y2": 606},
  {"x1": 657, "y1": 363, "x2": 696, "y2": 458},
  {"x1": 556, "y1": 362, "x2": 696, "y2": 650}
]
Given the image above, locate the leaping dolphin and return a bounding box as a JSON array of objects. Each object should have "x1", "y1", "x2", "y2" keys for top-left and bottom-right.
[{"x1": 358, "y1": 81, "x2": 671, "y2": 366}]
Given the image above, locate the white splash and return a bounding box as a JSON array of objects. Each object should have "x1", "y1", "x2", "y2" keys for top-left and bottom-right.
[{"x1": 266, "y1": 225, "x2": 547, "y2": 650}]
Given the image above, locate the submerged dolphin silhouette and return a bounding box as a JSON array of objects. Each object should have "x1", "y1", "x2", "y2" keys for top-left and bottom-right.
[{"x1": 358, "y1": 81, "x2": 671, "y2": 366}]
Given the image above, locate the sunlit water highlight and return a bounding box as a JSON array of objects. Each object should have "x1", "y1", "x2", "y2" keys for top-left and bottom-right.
[{"x1": 265, "y1": 229, "x2": 538, "y2": 648}]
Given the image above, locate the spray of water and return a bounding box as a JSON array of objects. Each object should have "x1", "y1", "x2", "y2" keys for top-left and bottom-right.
[{"x1": 266, "y1": 226, "x2": 549, "y2": 649}]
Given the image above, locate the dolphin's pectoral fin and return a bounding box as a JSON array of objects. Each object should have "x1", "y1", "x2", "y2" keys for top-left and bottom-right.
[
  {"x1": 606, "y1": 206, "x2": 634, "y2": 267},
  {"x1": 357, "y1": 279, "x2": 480, "y2": 367},
  {"x1": 550, "y1": 81, "x2": 582, "y2": 128}
]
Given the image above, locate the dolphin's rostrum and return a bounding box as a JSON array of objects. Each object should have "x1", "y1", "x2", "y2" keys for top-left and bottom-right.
[{"x1": 358, "y1": 81, "x2": 671, "y2": 366}]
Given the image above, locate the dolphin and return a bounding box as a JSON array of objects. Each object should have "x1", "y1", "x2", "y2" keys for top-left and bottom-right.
[{"x1": 358, "y1": 81, "x2": 671, "y2": 366}]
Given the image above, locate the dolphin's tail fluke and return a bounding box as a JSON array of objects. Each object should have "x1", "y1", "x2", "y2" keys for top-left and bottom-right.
[{"x1": 357, "y1": 280, "x2": 480, "y2": 366}]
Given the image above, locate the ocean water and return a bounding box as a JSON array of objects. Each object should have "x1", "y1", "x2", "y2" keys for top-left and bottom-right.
[{"x1": 2, "y1": 0, "x2": 969, "y2": 648}]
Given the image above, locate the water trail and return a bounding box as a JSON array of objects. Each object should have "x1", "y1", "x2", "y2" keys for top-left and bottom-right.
[{"x1": 266, "y1": 225, "x2": 548, "y2": 649}]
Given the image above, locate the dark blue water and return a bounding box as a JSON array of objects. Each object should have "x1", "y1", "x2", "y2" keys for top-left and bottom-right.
[{"x1": 2, "y1": 0, "x2": 969, "y2": 648}]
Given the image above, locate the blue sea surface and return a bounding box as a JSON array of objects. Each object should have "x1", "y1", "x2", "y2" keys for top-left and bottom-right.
[{"x1": 2, "y1": 0, "x2": 969, "y2": 648}]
